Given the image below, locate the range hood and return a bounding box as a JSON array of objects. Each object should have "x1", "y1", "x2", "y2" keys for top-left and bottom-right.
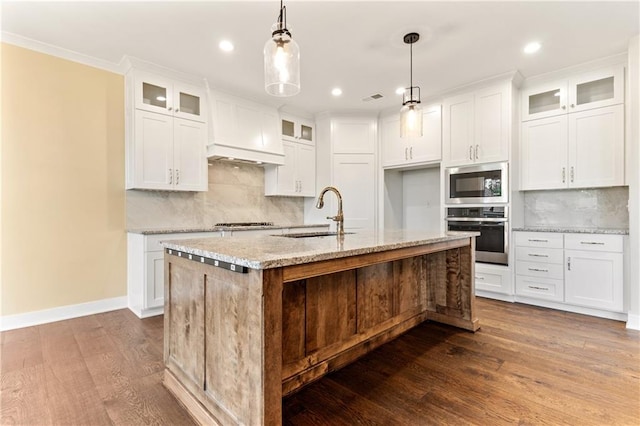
[{"x1": 207, "y1": 89, "x2": 285, "y2": 166}]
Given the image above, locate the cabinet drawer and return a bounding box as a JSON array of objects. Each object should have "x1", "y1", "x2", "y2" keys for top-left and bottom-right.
[
  {"x1": 516, "y1": 260, "x2": 564, "y2": 280},
  {"x1": 474, "y1": 271, "x2": 505, "y2": 293},
  {"x1": 516, "y1": 276, "x2": 564, "y2": 302},
  {"x1": 564, "y1": 233, "x2": 623, "y2": 253},
  {"x1": 515, "y1": 246, "x2": 563, "y2": 264},
  {"x1": 514, "y1": 232, "x2": 563, "y2": 249},
  {"x1": 145, "y1": 231, "x2": 222, "y2": 251}
]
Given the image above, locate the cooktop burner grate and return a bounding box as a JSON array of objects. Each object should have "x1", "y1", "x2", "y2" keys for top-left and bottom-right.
[{"x1": 214, "y1": 222, "x2": 275, "y2": 227}]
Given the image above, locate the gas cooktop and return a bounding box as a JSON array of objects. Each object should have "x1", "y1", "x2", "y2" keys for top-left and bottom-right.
[{"x1": 214, "y1": 222, "x2": 275, "y2": 227}]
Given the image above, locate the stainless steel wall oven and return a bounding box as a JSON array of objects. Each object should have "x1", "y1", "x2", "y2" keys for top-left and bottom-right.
[{"x1": 446, "y1": 206, "x2": 508, "y2": 265}]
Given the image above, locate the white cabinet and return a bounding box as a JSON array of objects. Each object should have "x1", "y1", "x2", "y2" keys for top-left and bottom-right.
[
  {"x1": 333, "y1": 153, "x2": 376, "y2": 230},
  {"x1": 381, "y1": 104, "x2": 442, "y2": 169},
  {"x1": 521, "y1": 65, "x2": 624, "y2": 121},
  {"x1": 281, "y1": 113, "x2": 314, "y2": 144},
  {"x1": 126, "y1": 69, "x2": 208, "y2": 191},
  {"x1": 475, "y1": 263, "x2": 512, "y2": 295},
  {"x1": 208, "y1": 91, "x2": 284, "y2": 165},
  {"x1": 443, "y1": 83, "x2": 510, "y2": 166},
  {"x1": 565, "y1": 234, "x2": 623, "y2": 312},
  {"x1": 521, "y1": 104, "x2": 624, "y2": 190},
  {"x1": 264, "y1": 140, "x2": 316, "y2": 196},
  {"x1": 514, "y1": 231, "x2": 625, "y2": 315}
]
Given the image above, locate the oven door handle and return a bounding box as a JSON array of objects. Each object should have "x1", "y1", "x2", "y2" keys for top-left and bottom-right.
[{"x1": 445, "y1": 217, "x2": 508, "y2": 223}]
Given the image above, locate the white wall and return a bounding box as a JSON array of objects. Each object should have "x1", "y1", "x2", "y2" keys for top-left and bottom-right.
[
  {"x1": 402, "y1": 168, "x2": 441, "y2": 231},
  {"x1": 627, "y1": 36, "x2": 639, "y2": 329}
]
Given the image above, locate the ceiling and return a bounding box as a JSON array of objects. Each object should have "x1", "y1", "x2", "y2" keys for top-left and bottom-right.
[{"x1": 2, "y1": 1, "x2": 638, "y2": 115}]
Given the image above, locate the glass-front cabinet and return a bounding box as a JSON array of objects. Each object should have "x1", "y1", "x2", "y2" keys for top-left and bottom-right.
[
  {"x1": 281, "y1": 113, "x2": 314, "y2": 144},
  {"x1": 135, "y1": 71, "x2": 207, "y2": 123},
  {"x1": 521, "y1": 64, "x2": 624, "y2": 121}
]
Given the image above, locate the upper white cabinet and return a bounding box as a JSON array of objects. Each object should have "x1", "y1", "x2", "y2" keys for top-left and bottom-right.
[
  {"x1": 281, "y1": 113, "x2": 315, "y2": 145},
  {"x1": 521, "y1": 65, "x2": 624, "y2": 121},
  {"x1": 265, "y1": 140, "x2": 316, "y2": 196},
  {"x1": 126, "y1": 68, "x2": 208, "y2": 191},
  {"x1": 442, "y1": 83, "x2": 510, "y2": 166},
  {"x1": 520, "y1": 63, "x2": 625, "y2": 191},
  {"x1": 208, "y1": 91, "x2": 284, "y2": 165},
  {"x1": 381, "y1": 104, "x2": 442, "y2": 169}
]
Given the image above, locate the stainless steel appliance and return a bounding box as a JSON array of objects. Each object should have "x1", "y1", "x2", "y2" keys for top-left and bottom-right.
[
  {"x1": 445, "y1": 162, "x2": 508, "y2": 204},
  {"x1": 446, "y1": 206, "x2": 508, "y2": 265}
]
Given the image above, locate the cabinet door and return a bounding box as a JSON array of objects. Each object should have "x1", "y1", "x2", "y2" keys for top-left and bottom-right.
[
  {"x1": 520, "y1": 115, "x2": 568, "y2": 190},
  {"x1": 332, "y1": 117, "x2": 376, "y2": 154},
  {"x1": 568, "y1": 104, "x2": 624, "y2": 188},
  {"x1": 133, "y1": 110, "x2": 173, "y2": 190},
  {"x1": 145, "y1": 252, "x2": 165, "y2": 309},
  {"x1": 297, "y1": 143, "x2": 316, "y2": 196},
  {"x1": 298, "y1": 118, "x2": 315, "y2": 145},
  {"x1": 173, "y1": 118, "x2": 207, "y2": 191},
  {"x1": 135, "y1": 72, "x2": 174, "y2": 116},
  {"x1": 332, "y1": 154, "x2": 376, "y2": 230},
  {"x1": 475, "y1": 86, "x2": 508, "y2": 164},
  {"x1": 568, "y1": 65, "x2": 624, "y2": 113},
  {"x1": 443, "y1": 93, "x2": 474, "y2": 166},
  {"x1": 275, "y1": 142, "x2": 298, "y2": 195},
  {"x1": 410, "y1": 105, "x2": 442, "y2": 164},
  {"x1": 521, "y1": 80, "x2": 567, "y2": 121},
  {"x1": 381, "y1": 114, "x2": 406, "y2": 168},
  {"x1": 173, "y1": 83, "x2": 207, "y2": 123},
  {"x1": 565, "y1": 250, "x2": 623, "y2": 311}
]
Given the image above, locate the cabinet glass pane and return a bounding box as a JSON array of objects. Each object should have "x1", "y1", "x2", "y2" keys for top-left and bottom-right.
[
  {"x1": 282, "y1": 119, "x2": 295, "y2": 137},
  {"x1": 300, "y1": 124, "x2": 313, "y2": 141},
  {"x1": 528, "y1": 89, "x2": 561, "y2": 115},
  {"x1": 576, "y1": 77, "x2": 614, "y2": 105},
  {"x1": 179, "y1": 92, "x2": 200, "y2": 116},
  {"x1": 143, "y1": 83, "x2": 167, "y2": 108}
]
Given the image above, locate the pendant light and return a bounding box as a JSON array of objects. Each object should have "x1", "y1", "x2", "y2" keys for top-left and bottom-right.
[
  {"x1": 264, "y1": 0, "x2": 300, "y2": 97},
  {"x1": 400, "y1": 32, "x2": 422, "y2": 138}
]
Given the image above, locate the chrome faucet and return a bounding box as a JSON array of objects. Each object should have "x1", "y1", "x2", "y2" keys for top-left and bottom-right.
[{"x1": 316, "y1": 186, "x2": 344, "y2": 236}]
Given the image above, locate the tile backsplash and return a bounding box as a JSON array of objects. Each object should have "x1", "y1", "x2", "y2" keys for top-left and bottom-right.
[
  {"x1": 126, "y1": 161, "x2": 305, "y2": 229},
  {"x1": 524, "y1": 187, "x2": 629, "y2": 229}
]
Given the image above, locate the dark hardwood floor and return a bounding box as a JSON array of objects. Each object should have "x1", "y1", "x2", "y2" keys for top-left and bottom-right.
[{"x1": 2, "y1": 298, "x2": 639, "y2": 425}]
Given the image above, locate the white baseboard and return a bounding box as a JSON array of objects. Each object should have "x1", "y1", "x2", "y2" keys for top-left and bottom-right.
[
  {"x1": 0, "y1": 296, "x2": 128, "y2": 331},
  {"x1": 627, "y1": 313, "x2": 640, "y2": 330}
]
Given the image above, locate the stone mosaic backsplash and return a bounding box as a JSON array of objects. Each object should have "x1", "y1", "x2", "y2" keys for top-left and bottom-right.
[
  {"x1": 523, "y1": 186, "x2": 629, "y2": 230},
  {"x1": 126, "y1": 161, "x2": 304, "y2": 229}
]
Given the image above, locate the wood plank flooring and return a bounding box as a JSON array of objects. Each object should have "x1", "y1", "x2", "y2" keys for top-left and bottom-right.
[{"x1": 2, "y1": 298, "x2": 639, "y2": 425}]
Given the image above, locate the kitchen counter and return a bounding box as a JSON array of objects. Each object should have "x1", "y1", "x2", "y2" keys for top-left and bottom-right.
[
  {"x1": 162, "y1": 230, "x2": 479, "y2": 425},
  {"x1": 128, "y1": 223, "x2": 329, "y2": 234},
  {"x1": 512, "y1": 226, "x2": 628, "y2": 235}
]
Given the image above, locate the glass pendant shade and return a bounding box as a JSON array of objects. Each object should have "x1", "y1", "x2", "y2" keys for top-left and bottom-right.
[
  {"x1": 400, "y1": 100, "x2": 423, "y2": 138},
  {"x1": 264, "y1": 23, "x2": 300, "y2": 97}
]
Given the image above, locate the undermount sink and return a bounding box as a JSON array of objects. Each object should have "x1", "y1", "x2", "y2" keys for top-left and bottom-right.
[{"x1": 279, "y1": 231, "x2": 354, "y2": 238}]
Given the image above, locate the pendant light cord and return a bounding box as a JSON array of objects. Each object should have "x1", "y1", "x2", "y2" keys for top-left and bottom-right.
[{"x1": 409, "y1": 41, "x2": 413, "y2": 101}]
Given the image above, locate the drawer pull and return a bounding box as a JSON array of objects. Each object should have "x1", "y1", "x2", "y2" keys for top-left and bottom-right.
[
  {"x1": 528, "y1": 239, "x2": 549, "y2": 243},
  {"x1": 528, "y1": 285, "x2": 549, "y2": 291},
  {"x1": 527, "y1": 253, "x2": 549, "y2": 258},
  {"x1": 475, "y1": 276, "x2": 485, "y2": 280},
  {"x1": 528, "y1": 267, "x2": 548, "y2": 273},
  {"x1": 567, "y1": 257, "x2": 571, "y2": 271},
  {"x1": 580, "y1": 241, "x2": 605, "y2": 245}
]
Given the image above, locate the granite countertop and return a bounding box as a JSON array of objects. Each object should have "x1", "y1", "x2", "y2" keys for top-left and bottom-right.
[
  {"x1": 162, "y1": 230, "x2": 479, "y2": 270},
  {"x1": 512, "y1": 226, "x2": 629, "y2": 235},
  {"x1": 127, "y1": 223, "x2": 330, "y2": 235}
]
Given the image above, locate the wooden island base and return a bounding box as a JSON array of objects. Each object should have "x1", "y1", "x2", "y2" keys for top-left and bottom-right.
[{"x1": 163, "y1": 237, "x2": 478, "y2": 426}]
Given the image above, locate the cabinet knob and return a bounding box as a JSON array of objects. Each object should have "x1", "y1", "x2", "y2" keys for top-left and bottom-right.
[
  {"x1": 561, "y1": 105, "x2": 566, "y2": 110},
  {"x1": 176, "y1": 108, "x2": 180, "y2": 112},
  {"x1": 570, "y1": 104, "x2": 575, "y2": 108},
  {"x1": 168, "y1": 107, "x2": 173, "y2": 111}
]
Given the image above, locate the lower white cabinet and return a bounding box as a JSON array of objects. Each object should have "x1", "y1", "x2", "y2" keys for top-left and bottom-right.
[
  {"x1": 474, "y1": 263, "x2": 512, "y2": 295},
  {"x1": 514, "y1": 231, "x2": 625, "y2": 316}
]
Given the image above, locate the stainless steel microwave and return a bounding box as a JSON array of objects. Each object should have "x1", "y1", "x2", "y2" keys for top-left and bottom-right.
[{"x1": 445, "y1": 162, "x2": 508, "y2": 204}]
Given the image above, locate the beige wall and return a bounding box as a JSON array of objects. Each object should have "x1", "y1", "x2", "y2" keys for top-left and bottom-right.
[{"x1": 1, "y1": 43, "x2": 126, "y2": 316}]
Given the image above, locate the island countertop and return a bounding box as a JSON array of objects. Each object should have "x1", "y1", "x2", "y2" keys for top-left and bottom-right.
[{"x1": 162, "y1": 230, "x2": 478, "y2": 270}]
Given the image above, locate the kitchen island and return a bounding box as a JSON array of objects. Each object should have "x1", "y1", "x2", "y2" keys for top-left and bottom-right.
[{"x1": 162, "y1": 230, "x2": 479, "y2": 426}]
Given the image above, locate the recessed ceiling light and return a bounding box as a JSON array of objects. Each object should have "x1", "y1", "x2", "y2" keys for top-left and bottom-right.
[
  {"x1": 219, "y1": 40, "x2": 234, "y2": 52},
  {"x1": 524, "y1": 41, "x2": 541, "y2": 54},
  {"x1": 332, "y1": 88, "x2": 343, "y2": 96},
  {"x1": 395, "y1": 87, "x2": 405, "y2": 95}
]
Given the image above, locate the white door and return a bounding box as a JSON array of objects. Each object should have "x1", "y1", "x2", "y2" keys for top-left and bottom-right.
[
  {"x1": 173, "y1": 83, "x2": 207, "y2": 123},
  {"x1": 135, "y1": 71, "x2": 173, "y2": 116},
  {"x1": 568, "y1": 65, "x2": 624, "y2": 113},
  {"x1": 145, "y1": 251, "x2": 165, "y2": 309},
  {"x1": 520, "y1": 115, "x2": 568, "y2": 190},
  {"x1": 521, "y1": 80, "x2": 567, "y2": 121},
  {"x1": 443, "y1": 93, "x2": 474, "y2": 165},
  {"x1": 332, "y1": 154, "x2": 376, "y2": 230},
  {"x1": 332, "y1": 117, "x2": 376, "y2": 154},
  {"x1": 381, "y1": 115, "x2": 406, "y2": 167},
  {"x1": 173, "y1": 118, "x2": 207, "y2": 191},
  {"x1": 565, "y1": 250, "x2": 623, "y2": 311},
  {"x1": 475, "y1": 85, "x2": 508, "y2": 164},
  {"x1": 568, "y1": 104, "x2": 624, "y2": 188},
  {"x1": 297, "y1": 144, "x2": 316, "y2": 196},
  {"x1": 134, "y1": 110, "x2": 173, "y2": 190},
  {"x1": 410, "y1": 105, "x2": 442, "y2": 164},
  {"x1": 277, "y1": 142, "x2": 298, "y2": 195}
]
